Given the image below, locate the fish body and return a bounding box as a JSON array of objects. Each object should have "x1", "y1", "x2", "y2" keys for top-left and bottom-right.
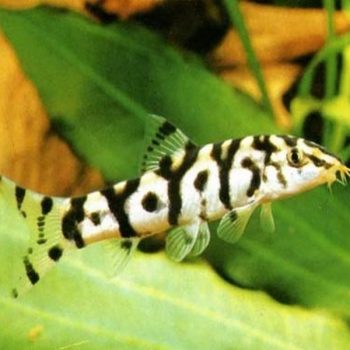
[
  {"x1": 67, "y1": 134, "x2": 347, "y2": 245},
  {"x1": 2, "y1": 115, "x2": 348, "y2": 297},
  {"x1": 72, "y1": 141, "x2": 248, "y2": 244}
]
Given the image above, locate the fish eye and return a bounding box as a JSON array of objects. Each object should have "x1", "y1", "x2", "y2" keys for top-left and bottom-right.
[{"x1": 287, "y1": 148, "x2": 305, "y2": 167}]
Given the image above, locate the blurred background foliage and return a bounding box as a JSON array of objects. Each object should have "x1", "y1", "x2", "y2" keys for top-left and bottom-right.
[{"x1": 0, "y1": 0, "x2": 350, "y2": 349}]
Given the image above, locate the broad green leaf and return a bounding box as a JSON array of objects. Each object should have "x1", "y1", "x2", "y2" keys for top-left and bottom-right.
[
  {"x1": 206, "y1": 184, "x2": 350, "y2": 317},
  {"x1": 0, "y1": 201, "x2": 349, "y2": 349},
  {"x1": 0, "y1": 7, "x2": 275, "y2": 181}
]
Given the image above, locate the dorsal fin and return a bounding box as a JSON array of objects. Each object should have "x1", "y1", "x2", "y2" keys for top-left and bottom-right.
[{"x1": 140, "y1": 114, "x2": 196, "y2": 173}]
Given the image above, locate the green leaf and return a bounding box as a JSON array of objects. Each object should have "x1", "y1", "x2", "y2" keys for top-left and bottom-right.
[
  {"x1": 0, "y1": 7, "x2": 275, "y2": 181},
  {"x1": 206, "y1": 184, "x2": 350, "y2": 317},
  {"x1": 0, "y1": 203, "x2": 349, "y2": 349}
]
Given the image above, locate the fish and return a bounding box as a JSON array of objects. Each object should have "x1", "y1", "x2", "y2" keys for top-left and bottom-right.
[{"x1": 2, "y1": 114, "x2": 349, "y2": 298}]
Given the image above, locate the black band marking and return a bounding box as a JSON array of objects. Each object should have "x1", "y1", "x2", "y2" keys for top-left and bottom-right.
[
  {"x1": 90, "y1": 212, "x2": 101, "y2": 226},
  {"x1": 41, "y1": 197, "x2": 53, "y2": 215},
  {"x1": 61, "y1": 196, "x2": 87, "y2": 248},
  {"x1": 141, "y1": 192, "x2": 159, "y2": 213},
  {"x1": 36, "y1": 238, "x2": 47, "y2": 245},
  {"x1": 267, "y1": 162, "x2": 287, "y2": 188},
  {"x1": 156, "y1": 142, "x2": 199, "y2": 226},
  {"x1": 155, "y1": 132, "x2": 165, "y2": 140},
  {"x1": 252, "y1": 136, "x2": 278, "y2": 165},
  {"x1": 23, "y1": 256, "x2": 39, "y2": 285},
  {"x1": 37, "y1": 216, "x2": 45, "y2": 237},
  {"x1": 229, "y1": 210, "x2": 238, "y2": 222},
  {"x1": 199, "y1": 198, "x2": 207, "y2": 221},
  {"x1": 280, "y1": 135, "x2": 297, "y2": 147},
  {"x1": 308, "y1": 154, "x2": 326, "y2": 167},
  {"x1": 71, "y1": 197, "x2": 87, "y2": 222},
  {"x1": 12, "y1": 288, "x2": 18, "y2": 298},
  {"x1": 242, "y1": 157, "x2": 261, "y2": 197},
  {"x1": 277, "y1": 170, "x2": 287, "y2": 187},
  {"x1": 48, "y1": 245, "x2": 63, "y2": 262},
  {"x1": 211, "y1": 140, "x2": 240, "y2": 210},
  {"x1": 304, "y1": 140, "x2": 341, "y2": 162},
  {"x1": 121, "y1": 240, "x2": 133, "y2": 250},
  {"x1": 159, "y1": 121, "x2": 176, "y2": 136},
  {"x1": 194, "y1": 170, "x2": 209, "y2": 192},
  {"x1": 101, "y1": 179, "x2": 140, "y2": 238},
  {"x1": 158, "y1": 156, "x2": 173, "y2": 177},
  {"x1": 37, "y1": 218, "x2": 45, "y2": 228},
  {"x1": 37, "y1": 216, "x2": 45, "y2": 242},
  {"x1": 15, "y1": 186, "x2": 26, "y2": 210}
]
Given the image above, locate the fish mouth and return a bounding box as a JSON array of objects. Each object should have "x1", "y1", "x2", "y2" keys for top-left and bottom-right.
[{"x1": 332, "y1": 162, "x2": 350, "y2": 186}]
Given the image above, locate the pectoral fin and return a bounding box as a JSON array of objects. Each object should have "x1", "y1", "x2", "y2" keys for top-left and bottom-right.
[
  {"x1": 260, "y1": 202, "x2": 275, "y2": 233},
  {"x1": 217, "y1": 203, "x2": 257, "y2": 243}
]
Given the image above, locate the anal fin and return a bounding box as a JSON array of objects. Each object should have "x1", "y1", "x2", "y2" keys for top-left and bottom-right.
[{"x1": 102, "y1": 238, "x2": 140, "y2": 277}]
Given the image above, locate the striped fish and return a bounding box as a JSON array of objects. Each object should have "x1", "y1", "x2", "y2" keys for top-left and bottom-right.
[{"x1": 3, "y1": 115, "x2": 349, "y2": 298}]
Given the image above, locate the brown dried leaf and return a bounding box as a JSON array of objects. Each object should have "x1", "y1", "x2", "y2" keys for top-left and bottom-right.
[
  {"x1": 220, "y1": 63, "x2": 302, "y2": 129},
  {"x1": 0, "y1": 32, "x2": 104, "y2": 196},
  {"x1": 90, "y1": 0, "x2": 163, "y2": 19},
  {"x1": 0, "y1": 0, "x2": 41, "y2": 9},
  {"x1": 212, "y1": 2, "x2": 350, "y2": 66},
  {"x1": 0, "y1": 0, "x2": 163, "y2": 19},
  {"x1": 0, "y1": 0, "x2": 85, "y2": 11}
]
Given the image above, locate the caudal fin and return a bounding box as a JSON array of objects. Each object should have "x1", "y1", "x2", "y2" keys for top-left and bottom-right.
[{"x1": 0, "y1": 177, "x2": 71, "y2": 298}]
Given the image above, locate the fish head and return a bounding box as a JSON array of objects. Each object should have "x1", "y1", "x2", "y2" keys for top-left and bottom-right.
[{"x1": 261, "y1": 136, "x2": 349, "y2": 201}]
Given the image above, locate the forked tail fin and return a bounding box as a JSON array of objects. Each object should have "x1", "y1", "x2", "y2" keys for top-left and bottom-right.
[{"x1": 0, "y1": 176, "x2": 72, "y2": 298}]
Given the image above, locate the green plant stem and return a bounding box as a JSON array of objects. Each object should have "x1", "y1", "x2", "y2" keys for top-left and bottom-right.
[
  {"x1": 324, "y1": 0, "x2": 337, "y2": 99},
  {"x1": 223, "y1": 0, "x2": 274, "y2": 118},
  {"x1": 339, "y1": 142, "x2": 350, "y2": 161},
  {"x1": 329, "y1": 123, "x2": 346, "y2": 153},
  {"x1": 298, "y1": 34, "x2": 350, "y2": 96},
  {"x1": 323, "y1": 0, "x2": 336, "y2": 149},
  {"x1": 341, "y1": 0, "x2": 350, "y2": 11}
]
